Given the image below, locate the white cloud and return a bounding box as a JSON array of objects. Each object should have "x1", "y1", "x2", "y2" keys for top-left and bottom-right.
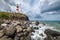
[{"x1": 0, "y1": 0, "x2": 60, "y2": 20}]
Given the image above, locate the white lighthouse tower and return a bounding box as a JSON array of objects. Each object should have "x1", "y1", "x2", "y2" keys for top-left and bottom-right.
[
  {"x1": 16, "y1": 0, "x2": 23, "y2": 13},
  {"x1": 16, "y1": 4, "x2": 19, "y2": 13}
]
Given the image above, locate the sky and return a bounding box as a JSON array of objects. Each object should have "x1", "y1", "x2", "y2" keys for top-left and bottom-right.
[{"x1": 0, "y1": 0, "x2": 60, "y2": 21}]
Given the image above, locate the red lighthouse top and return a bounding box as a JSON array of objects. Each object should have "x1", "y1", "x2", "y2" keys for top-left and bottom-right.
[{"x1": 16, "y1": 4, "x2": 19, "y2": 8}]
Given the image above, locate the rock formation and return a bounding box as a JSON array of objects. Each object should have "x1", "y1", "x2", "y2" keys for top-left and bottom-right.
[
  {"x1": 0, "y1": 12, "x2": 31, "y2": 40},
  {"x1": 0, "y1": 12, "x2": 29, "y2": 21},
  {"x1": 0, "y1": 20, "x2": 34, "y2": 40},
  {"x1": 44, "y1": 29, "x2": 60, "y2": 40}
]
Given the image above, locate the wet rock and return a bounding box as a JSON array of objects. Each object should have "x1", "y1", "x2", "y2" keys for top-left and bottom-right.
[
  {"x1": 35, "y1": 21, "x2": 39, "y2": 25},
  {"x1": 33, "y1": 27, "x2": 39, "y2": 30},
  {"x1": 44, "y1": 29, "x2": 60, "y2": 40},
  {"x1": 44, "y1": 35, "x2": 54, "y2": 40},
  {"x1": 39, "y1": 33, "x2": 44, "y2": 37},
  {"x1": 45, "y1": 29, "x2": 60, "y2": 37},
  {"x1": 56, "y1": 36, "x2": 60, "y2": 40}
]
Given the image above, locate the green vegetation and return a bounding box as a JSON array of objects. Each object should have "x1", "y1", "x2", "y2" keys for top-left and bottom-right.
[
  {"x1": 0, "y1": 12, "x2": 10, "y2": 19},
  {"x1": 0, "y1": 12, "x2": 28, "y2": 20}
]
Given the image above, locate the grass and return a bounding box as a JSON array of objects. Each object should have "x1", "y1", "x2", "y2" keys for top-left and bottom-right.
[
  {"x1": 0, "y1": 12, "x2": 10, "y2": 19},
  {"x1": 0, "y1": 12, "x2": 27, "y2": 19},
  {"x1": 0, "y1": 12, "x2": 26, "y2": 20}
]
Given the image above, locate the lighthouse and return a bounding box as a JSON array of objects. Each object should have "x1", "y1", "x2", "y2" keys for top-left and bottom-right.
[{"x1": 16, "y1": 4, "x2": 19, "y2": 13}]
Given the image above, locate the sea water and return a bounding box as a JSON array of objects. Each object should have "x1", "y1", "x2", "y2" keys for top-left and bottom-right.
[
  {"x1": 30, "y1": 21, "x2": 60, "y2": 40},
  {"x1": 40, "y1": 21, "x2": 60, "y2": 28}
]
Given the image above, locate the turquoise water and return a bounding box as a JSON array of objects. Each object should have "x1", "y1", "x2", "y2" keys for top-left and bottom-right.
[{"x1": 40, "y1": 21, "x2": 60, "y2": 28}]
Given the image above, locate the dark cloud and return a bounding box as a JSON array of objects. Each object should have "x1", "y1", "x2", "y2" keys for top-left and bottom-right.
[
  {"x1": 41, "y1": 0, "x2": 60, "y2": 13},
  {"x1": 4, "y1": 0, "x2": 16, "y2": 6},
  {"x1": 35, "y1": 14, "x2": 42, "y2": 19}
]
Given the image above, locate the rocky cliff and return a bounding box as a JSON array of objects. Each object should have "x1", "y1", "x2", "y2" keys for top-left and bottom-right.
[
  {"x1": 0, "y1": 12, "x2": 31, "y2": 40},
  {"x1": 0, "y1": 20, "x2": 34, "y2": 40},
  {"x1": 0, "y1": 12, "x2": 29, "y2": 21}
]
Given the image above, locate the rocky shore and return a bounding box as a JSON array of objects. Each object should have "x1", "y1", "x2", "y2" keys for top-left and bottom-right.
[
  {"x1": 0, "y1": 20, "x2": 34, "y2": 40},
  {"x1": 30, "y1": 21, "x2": 60, "y2": 40},
  {"x1": 0, "y1": 12, "x2": 32, "y2": 40},
  {"x1": 44, "y1": 29, "x2": 60, "y2": 40},
  {"x1": 0, "y1": 12, "x2": 60, "y2": 40},
  {"x1": 0, "y1": 20, "x2": 60, "y2": 40}
]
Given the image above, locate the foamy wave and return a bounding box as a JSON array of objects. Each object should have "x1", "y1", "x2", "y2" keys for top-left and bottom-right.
[{"x1": 30, "y1": 22, "x2": 58, "y2": 40}]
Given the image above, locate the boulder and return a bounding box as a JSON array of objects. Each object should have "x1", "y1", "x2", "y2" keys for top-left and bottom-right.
[
  {"x1": 44, "y1": 35, "x2": 54, "y2": 40},
  {"x1": 20, "y1": 36, "x2": 31, "y2": 40},
  {"x1": 56, "y1": 36, "x2": 60, "y2": 40},
  {"x1": 16, "y1": 33, "x2": 24, "y2": 37},
  {"x1": 0, "y1": 30, "x2": 4, "y2": 38},
  {"x1": 44, "y1": 29, "x2": 60, "y2": 40},
  {"x1": 15, "y1": 25, "x2": 23, "y2": 33},
  {"x1": 14, "y1": 35, "x2": 31, "y2": 40},
  {"x1": 0, "y1": 36, "x2": 13, "y2": 40},
  {"x1": 0, "y1": 26, "x2": 4, "y2": 30},
  {"x1": 22, "y1": 26, "x2": 27, "y2": 29},
  {"x1": 4, "y1": 26, "x2": 16, "y2": 36},
  {"x1": 44, "y1": 29, "x2": 60, "y2": 37},
  {"x1": 27, "y1": 27, "x2": 32, "y2": 32},
  {"x1": 35, "y1": 21, "x2": 39, "y2": 25}
]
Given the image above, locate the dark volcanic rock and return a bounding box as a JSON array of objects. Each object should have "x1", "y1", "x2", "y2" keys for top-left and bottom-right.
[
  {"x1": 45, "y1": 29, "x2": 60, "y2": 37},
  {"x1": 56, "y1": 36, "x2": 60, "y2": 40},
  {"x1": 44, "y1": 35, "x2": 53, "y2": 40},
  {"x1": 35, "y1": 21, "x2": 39, "y2": 25},
  {"x1": 44, "y1": 29, "x2": 60, "y2": 40}
]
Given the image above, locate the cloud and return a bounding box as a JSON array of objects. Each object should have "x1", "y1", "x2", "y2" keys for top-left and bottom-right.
[
  {"x1": 42, "y1": 13, "x2": 60, "y2": 21},
  {"x1": 0, "y1": 0, "x2": 60, "y2": 21},
  {"x1": 0, "y1": 0, "x2": 11, "y2": 12},
  {"x1": 39, "y1": 0, "x2": 60, "y2": 21},
  {"x1": 41, "y1": 0, "x2": 60, "y2": 13}
]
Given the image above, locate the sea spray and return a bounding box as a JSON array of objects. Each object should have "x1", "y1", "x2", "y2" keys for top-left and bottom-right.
[{"x1": 30, "y1": 22, "x2": 55, "y2": 40}]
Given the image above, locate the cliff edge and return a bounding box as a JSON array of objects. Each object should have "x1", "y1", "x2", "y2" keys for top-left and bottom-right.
[{"x1": 0, "y1": 12, "x2": 29, "y2": 21}]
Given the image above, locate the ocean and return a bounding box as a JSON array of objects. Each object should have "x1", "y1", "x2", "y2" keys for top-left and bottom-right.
[
  {"x1": 40, "y1": 21, "x2": 60, "y2": 28},
  {"x1": 30, "y1": 21, "x2": 60, "y2": 40}
]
